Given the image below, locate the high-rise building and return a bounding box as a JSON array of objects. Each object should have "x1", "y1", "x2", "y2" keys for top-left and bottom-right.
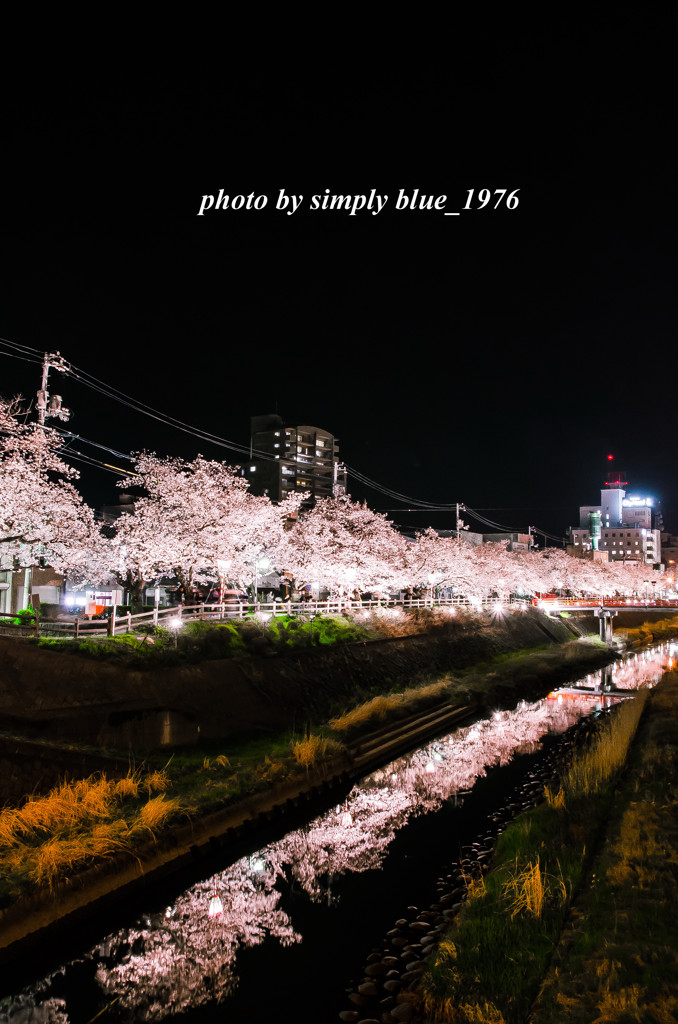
[
  {"x1": 661, "y1": 533, "x2": 678, "y2": 577},
  {"x1": 567, "y1": 466, "x2": 661, "y2": 565},
  {"x1": 243, "y1": 414, "x2": 347, "y2": 505}
]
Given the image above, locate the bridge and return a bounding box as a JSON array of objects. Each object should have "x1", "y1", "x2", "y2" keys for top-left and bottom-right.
[
  {"x1": 535, "y1": 598, "x2": 678, "y2": 641},
  {"x1": 535, "y1": 598, "x2": 678, "y2": 612}
]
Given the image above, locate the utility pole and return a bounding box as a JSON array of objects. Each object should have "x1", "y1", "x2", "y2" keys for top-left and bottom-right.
[
  {"x1": 36, "y1": 351, "x2": 71, "y2": 426},
  {"x1": 333, "y1": 460, "x2": 347, "y2": 498},
  {"x1": 456, "y1": 503, "x2": 465, "y2": 540}
]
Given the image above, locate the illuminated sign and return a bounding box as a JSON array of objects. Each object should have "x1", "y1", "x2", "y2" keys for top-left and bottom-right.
[{"x1": 622, "y1": 496, "x2": 654, "y2": 507}]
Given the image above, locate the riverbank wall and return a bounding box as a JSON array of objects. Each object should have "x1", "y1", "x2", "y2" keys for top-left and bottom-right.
[{"x1": 0, "y1": 608, "x2": 578, "y2": 756}]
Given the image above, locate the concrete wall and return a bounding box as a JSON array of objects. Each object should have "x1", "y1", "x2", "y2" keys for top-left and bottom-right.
[
  {"x1": 0, "y1": 610, "x2": 574, "y2": 751},
  {"x1": 0, "y1": 735, "x2": 132, "y2": 805}
]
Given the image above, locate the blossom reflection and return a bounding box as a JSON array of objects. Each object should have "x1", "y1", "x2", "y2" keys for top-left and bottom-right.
[{"x1": 13, "y1": 651, "x2": 669, "y2": 1022}]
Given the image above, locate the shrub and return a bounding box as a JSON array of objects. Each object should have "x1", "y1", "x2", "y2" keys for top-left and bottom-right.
[
  {"x1": 291, "y1": 733, "x2": 343, "y2": 770},
  {"x1": 12, "y1": 608, "x2": 36, "y2": 626}
]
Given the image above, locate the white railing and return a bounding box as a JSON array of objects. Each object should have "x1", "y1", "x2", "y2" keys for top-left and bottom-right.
[{"x1": 3, "y1": 595, "x2": 532, "y2": 639}]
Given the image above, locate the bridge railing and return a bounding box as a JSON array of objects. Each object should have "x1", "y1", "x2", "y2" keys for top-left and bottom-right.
[{"x1": 536, "y1": 597, "x2": 678, "y2": 609}]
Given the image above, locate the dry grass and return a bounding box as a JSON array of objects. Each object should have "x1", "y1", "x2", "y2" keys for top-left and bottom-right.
[
  {"x1": 466, "y1": 873, "x2": 488, "y2": 903},
  {"x1": 421, "y1": 990, "x2": 507, "y2": 1024},
  {"x1": 113, "y1": 774, "x2": 140, "y2": 800},
  {"x1": 529, "y1": 674, "x2": 678, "y2": 1024},
  {"x1": 132, "y1": 794, "x2": 180, "y2": 836},
  {"x1": 328, "y1": 678, "x2": 452, "y2": 733},
  {"x1": 544, "y1": 784, "x2": 566, "y2": 810},
  {"x1": 592, "y1": 984, "x2": 643, "y2": 1022},
  {"x1": 291, "y1": 733, "x2": 343, "y2": 770},
  {"x1": 605, "y1": 799, "x2": 666, "y2": 888},
  {"x1": 501, "y1": 857, "x2": 568, "y2": 921},
  {"x1": 504, "y1": 858, "x2": 547, "y2": 920},
  {"x1": 547, "y1": 691, "x2": 649, "y2": 806},
  {"x1": 0, "y1": 769, "x2": 181, "y2": 891},
  {"x1": 142, "y1": 768, "x2": 171, "y2": 795}
]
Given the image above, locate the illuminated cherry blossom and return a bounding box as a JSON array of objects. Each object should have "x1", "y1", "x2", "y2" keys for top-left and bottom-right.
[
  {"x1": 79, "y1": 454, "x2": 304, "y2": 606},
  {"x1": 281, "y1": 495, "x2": 410, "y2": 595},
  {"x1": 0, "y1": 395, "x2": 95, "y2": 573}
]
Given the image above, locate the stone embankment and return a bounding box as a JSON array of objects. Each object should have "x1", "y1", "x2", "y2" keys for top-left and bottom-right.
[{"x1": 0, "y1": 608, "x2": 577, "y2": 750}]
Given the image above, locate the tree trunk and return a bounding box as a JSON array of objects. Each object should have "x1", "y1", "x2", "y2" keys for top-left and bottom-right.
[{"x1": 126, "y1": 575, "x2": 145, "y2": 614}]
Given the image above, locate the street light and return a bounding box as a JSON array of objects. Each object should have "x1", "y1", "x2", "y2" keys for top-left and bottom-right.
[{"x1": 167, "y1": 617, "x2": 183, "y2": 647}]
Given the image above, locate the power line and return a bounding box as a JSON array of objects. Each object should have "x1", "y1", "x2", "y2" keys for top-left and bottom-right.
[
  {"x1": 62, "y1": 450, "x2": 134, "y2": 476},
  {"x1": 0, "y1": 346, "x2": 43, "y2": 367},
  {"x1": 2, "y1": 339, "x2": 470, "y2": 508},
  {"x1": 50, "y1": 427, "x2": 133, "y2": 462},
  {"x1": 1, "y1": 338, "x2": 566, "y2": 537},
  {"x1": 0, "y1": 336, "x2": 43, "y2": 357}
]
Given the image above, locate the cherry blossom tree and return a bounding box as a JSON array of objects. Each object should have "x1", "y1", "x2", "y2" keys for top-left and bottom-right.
[
  {"x1": 281, "y1": 496, "x2": 410, "y2": 596},
  {"x1": 81, "y1": 454, "x2": 304, "y2": 608},
  {"x1": 0, "y1": 395, "x2": 95, "y2": 575}
]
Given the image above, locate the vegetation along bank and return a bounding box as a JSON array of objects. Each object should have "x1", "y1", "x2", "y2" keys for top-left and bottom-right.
[{"x1": 414, "y1": 664, "x2": 678, "y2": 1024}]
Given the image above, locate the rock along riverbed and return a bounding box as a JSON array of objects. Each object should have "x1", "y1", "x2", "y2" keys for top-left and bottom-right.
[{"x1": 1, "y1": 646, "x2": 672, "y2": 1024}]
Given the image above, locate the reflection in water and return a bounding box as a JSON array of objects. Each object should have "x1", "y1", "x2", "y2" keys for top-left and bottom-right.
[{"x1": 9, "y1": 649, "x2": 670, "y2": 1022}]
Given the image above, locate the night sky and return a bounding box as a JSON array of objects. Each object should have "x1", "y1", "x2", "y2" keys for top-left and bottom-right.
[{"x1": 1, "y1": 51, "x2": 676, "y2": 538}]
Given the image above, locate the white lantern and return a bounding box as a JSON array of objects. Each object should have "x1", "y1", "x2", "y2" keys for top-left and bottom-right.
[{"x1": 208, "y1": 893, "x2": 223, "y2": 918}]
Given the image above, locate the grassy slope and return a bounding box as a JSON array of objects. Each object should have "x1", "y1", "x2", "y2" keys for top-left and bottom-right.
[
  {"x1": 529, "y1": 671, "x2": 678, "y2": 1023},
  {"x1": 417, "y1": 691, "x2": 651, "y2": 1024},
  {"x1": 416, "y1": 667, "x2": 678, "y2": 1024}
]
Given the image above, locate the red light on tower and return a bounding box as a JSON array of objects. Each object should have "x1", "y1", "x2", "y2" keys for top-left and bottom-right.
[{"x1": 607, "y1": 454, "x2": 614, "y2": 461}]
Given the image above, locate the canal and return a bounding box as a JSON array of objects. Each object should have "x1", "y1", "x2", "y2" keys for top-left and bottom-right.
[{"x1": 1, "y1": 646, "x2": 672, "y2": 1024}]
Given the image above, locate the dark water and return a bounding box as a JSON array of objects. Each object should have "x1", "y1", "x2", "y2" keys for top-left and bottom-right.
[{"x1": 1, "y1": 646, "x2": 671, "y2": 1024}]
